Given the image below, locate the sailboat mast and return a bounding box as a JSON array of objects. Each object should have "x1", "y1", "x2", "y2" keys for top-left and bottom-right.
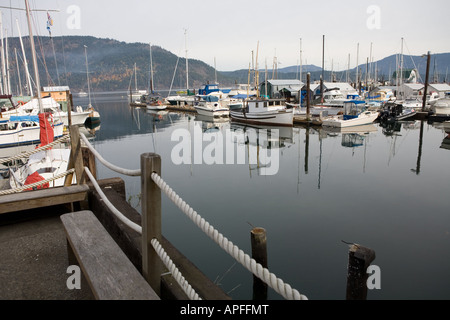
[
  {"x1": 84, "y1": 45, "x2": 91, "y2": 107},
  {"x1": 16, "y1": 18, "x2": 33, "y2": 96},
  {"x1": 25, "y1": 0, "x2": 43, "y2": 112},
  {"x1": 184, "y1": 28, "x2": 189, "y2": 93},
  {"x1": 149, "y1": 43, "x2": 154, "y2": 93}
]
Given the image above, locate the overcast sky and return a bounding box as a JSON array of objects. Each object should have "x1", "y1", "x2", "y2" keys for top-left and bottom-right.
[{"x1": 2, "y1": 0, "x2": 450, "y2": 71}]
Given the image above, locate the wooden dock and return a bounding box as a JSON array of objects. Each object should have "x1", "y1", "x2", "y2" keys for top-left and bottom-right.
[{"x1": 129, "y1": 102, "x2": 196, "y2": 113}]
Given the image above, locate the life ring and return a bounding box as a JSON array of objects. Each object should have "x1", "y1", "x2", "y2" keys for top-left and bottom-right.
[
  {"x1": 158, "y1": 100, "x2": 162, "y2": 105},
  {"x1": 17, "y1": 100, "x2": 25, "y2": 106}
]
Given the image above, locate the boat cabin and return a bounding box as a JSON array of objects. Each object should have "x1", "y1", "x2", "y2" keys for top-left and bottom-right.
[
  {"x1": 343, "y1": 100, "x2": 367, "y2": 120},
  {"x1": 245, "y1": 98, "x2": 285, "y2": 113}
]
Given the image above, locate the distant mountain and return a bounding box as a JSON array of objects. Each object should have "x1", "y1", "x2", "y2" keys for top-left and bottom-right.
[{"x1": 4, "y1": 35, "x2": 449, "y2": 94}]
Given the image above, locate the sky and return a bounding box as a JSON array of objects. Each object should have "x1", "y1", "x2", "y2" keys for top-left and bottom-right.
[{"x1": 2, "y1": 0, "x2": 450, "y2": 72}]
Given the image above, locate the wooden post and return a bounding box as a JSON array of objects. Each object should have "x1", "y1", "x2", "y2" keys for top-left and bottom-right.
[
  {"x1": 251, "y1": 227, "x2": 268, "y2": 300},
  {"x1": 67, "y1": 92, "x2": 73, "y2": 126},
  {"x1": 141, "y1": 153, "x2": 162, "y2": 296},
  {"x1": 65, "y1": 125, "x2": 85, "y2": 186},
  {"x1": 346, "y1": 244, "x2": 376, "y2": 300},
  {"x1": 422, "y1": 51, "x2": 431, "y2": 111},
  {"x1": 306, "y1": 73, "x2": 311, "y2": 120}
]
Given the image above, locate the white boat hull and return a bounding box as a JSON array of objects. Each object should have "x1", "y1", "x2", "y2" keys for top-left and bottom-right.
[
  {"x1": 9, "y1": 148, "x2": 73, "y2": 189},
  {"x1": 230, "y1": 109, "x2": 293, "y2": 126},
  {"x1": 0, "y1": 120, "x2": 64, "y2": 148},
  {"x1": 194, "y1": 106, "x2": 229, "y2": 117},
  {"x1": 146, "y1": 104, "x2": 167, "y2": 111},
  {"x1": 322, "y1": 110, "x2": 379, "y2": 128}
]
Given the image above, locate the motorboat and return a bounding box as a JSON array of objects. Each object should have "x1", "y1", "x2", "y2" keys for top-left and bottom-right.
[
  {"x1": 321, "y1": 100, "x2": 379, "y2": 128},
  {"x1": 193, "y1": 95, "x2": 229, "y2": 117},
  {"x1": 378, "y1": 102, "x2": 417, "y2": 123}
]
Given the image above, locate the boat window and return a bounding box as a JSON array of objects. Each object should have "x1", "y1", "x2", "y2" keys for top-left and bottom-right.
[
  {"x1": 37, "y1": 167, "x2": 57, "y2": 174},
  {"x1": 8, "y1": 123, "x2": 18, "y2": 130}
]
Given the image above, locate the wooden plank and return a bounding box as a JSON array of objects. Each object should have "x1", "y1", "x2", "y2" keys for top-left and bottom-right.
[
  {"x1": 61, "y1": 210, "x2": 160, "y2": 300},
  {"x1": 0, "y1": 185, "x2": 89, "y2": 214}
]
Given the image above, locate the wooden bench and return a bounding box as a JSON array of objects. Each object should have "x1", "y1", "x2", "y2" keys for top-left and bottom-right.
[
  {"x1": 0, "y1": 184, "x2": 89, "y2": 214},
  {"x1": 60, "y1": 210, "x2": 160, "y2": 300}
]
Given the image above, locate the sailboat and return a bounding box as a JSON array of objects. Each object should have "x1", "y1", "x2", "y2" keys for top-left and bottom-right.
[
  {"x1": 145, "y1": 43, "x2": 166, "y2": 111},
  {"x1": 128, "y1": 62, "x2": 148, "y2": 101},
  {"x1": 7, "y1": 0, "x2": 74, "y2": 190},
  {"x1": 82, "y1": 45, "x2": 101, "y2": 128}
]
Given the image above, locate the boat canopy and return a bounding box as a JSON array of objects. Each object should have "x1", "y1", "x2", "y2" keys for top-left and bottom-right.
[
  {"x1": 232, "y1": 94, "x2": 255, "y2": 99},
  {"x1": 203, "y1": 95, "x2": 219, "y2": 102},
  {"x1": 9, "y1": 115, "x2": 40, "y2": 122}
]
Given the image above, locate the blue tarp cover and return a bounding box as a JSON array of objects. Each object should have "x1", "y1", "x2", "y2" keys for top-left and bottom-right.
[{"x1": 9, "y1": 115, "x2": 40, "y2": 122}]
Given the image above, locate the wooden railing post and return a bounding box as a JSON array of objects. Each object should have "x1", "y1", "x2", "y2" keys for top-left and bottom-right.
[
  {"x1": 141, "y1": 153, "x2": 162, "y2": 296},
  {"x1": 65, "y1": 125, "x2": 85, "y2": 186},
  {"x1": 346, "y1": 243, "x2": 376, "y2": 300},
  {"x1": 251, "y1": 227, "x2": 268, "y2": 300}
]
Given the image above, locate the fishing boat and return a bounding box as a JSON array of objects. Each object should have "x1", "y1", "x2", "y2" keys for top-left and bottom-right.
[
  {"x1": 321, "y1": 100, "x2": 379, "y2": 128},
  {"x1": 230, "y1": 98, "x2": 293, "y2": 126},
  {"x1": 193, "y1": 95, "x2": 229, "y2": 117}
]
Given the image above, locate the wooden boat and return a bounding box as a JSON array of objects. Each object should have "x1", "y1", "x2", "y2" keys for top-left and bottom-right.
[{"x1": 230, "y1": 98, "x2": 293, "y2": 127}]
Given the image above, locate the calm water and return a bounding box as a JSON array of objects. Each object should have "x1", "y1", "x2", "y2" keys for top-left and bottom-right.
[{"x1": 75, "y1": 91, "x2": 450, "y2": 300}]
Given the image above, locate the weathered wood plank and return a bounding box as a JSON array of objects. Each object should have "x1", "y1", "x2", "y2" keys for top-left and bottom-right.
[
  {"x1": 61, "y1": 210, "x2": 160, "y2": 300},
  {"x1": 0, "y1": 185, "x2": 89, "y2": 214}
]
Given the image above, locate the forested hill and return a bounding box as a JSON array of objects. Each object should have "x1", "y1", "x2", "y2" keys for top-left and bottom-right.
[
  {"x1": 5, "y1": 35, "x2": 450, "y2": 93},
  {"x1": 6, "y1": 35, "x2": 238, "y2": 93}
]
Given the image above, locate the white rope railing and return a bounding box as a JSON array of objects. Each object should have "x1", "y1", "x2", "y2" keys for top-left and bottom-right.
[
  {"x1": 0, "y1": 135, "x2": 71, "y2": 164},
  {"x1": 0, "y1": 168, "x2": 75, "y2": 195},
  {"x1": 84, "y1": 166, "x2": 142, "y2": 233},
  {"x1": 83, "y1": 166, "x2": 200, "y2": 300},
  {"x1": 80, "y1": 133, "x2": 141, "y2": 176},
  {"x1": 150, "y1": 172, "x2": 308, "y2": 300},
  {"x1": 151, "y1": 238, "x2": 202, "y2": 300},
  {"x1": 76, "y1": 137, "x2": 307, "y2": 300}
]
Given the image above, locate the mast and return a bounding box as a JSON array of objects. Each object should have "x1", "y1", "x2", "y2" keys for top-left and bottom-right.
[
  {"x1": 320, "y1": 35, "x2": 324, "y2": 103},
  {"x1": 15, "y1": 48, "x2": 23, "y2": 96},
  {"x1": 0, "y1": 12, "x2": 7, "y2": 94},
  {"x1": 84, "y1": 45, "x2": 92, "y2": 107},
  {"x1": 356, "y1": 43, "x2": 359, "y2": 90},
  {"x1": 184, "y1": 28, "x2": 189, "y2": 93},
  {"x1": 16, "y1": 18, "x2": 32, "y2": 96},
  {"x1": 149, "y1": 43, "x2": 154, "y2": 93},
  {"x1": 299, "y1": 38, "x2": 302, "y2": 82},
  {"x1": 25, "y1": 0, "x2": 43, "y2": 112}
]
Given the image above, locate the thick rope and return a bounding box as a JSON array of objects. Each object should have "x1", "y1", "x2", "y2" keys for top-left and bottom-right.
[
  {"x1": 0, "y1": 135, "x2": 70, "y2": 164},
  {"x1": 84, "y1": 167, "x2": 142, "y2": 233},
  {"x1": 150, "y1": 172, "x2": 307, "y2": 300},
  {"x1": 0, "y1": 168, "x2": 75, "y2": 195},
  {"x1": 151, "y1": 238, "x2": 201, "y2": 300},
  {"x1": 80, "y1": 133, "x2": 141, "y2": 176}
]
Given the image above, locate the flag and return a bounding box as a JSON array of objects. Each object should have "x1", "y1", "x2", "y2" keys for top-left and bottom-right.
[{"x1": 46, "y1": 12, "x2": 53, "y2": 36}]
